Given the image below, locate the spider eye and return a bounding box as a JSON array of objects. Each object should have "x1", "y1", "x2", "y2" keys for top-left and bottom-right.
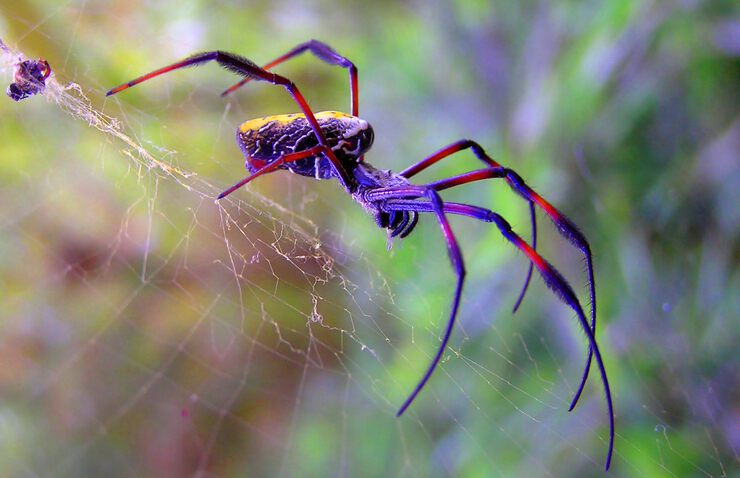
[{"x1": 358, "y1": 125, "x2": 374, "y2": 153}]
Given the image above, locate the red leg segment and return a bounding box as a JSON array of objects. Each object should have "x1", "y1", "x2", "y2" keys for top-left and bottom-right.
[
  {"x1": 399, "y1": 139, "x2": 500, "y2": 177},
  {"x1": 216, "y1": 145, "x2": 328, "y2": 199},
  {"x1": 106, "y1": 51, "x2": 354, "y2": 191}
]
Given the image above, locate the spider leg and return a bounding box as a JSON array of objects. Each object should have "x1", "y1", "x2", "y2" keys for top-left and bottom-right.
[
  {"x1": 216, "y1": 145, "x2": 328, "y2": 199},
  {"x1": 380, "y1": 189, "x2": 466, "y2": 418},
  {"x1": 399, "y1": 140, "x2": 537, "y2": 315},
  {"x1": 425, "y1": 166, "x2": 597, "y2": 413},
  {"x1": 399, "y1": 139, "x2": 500, "y2": 176},
  {"x1": 512, "y1": 201, "x2": 537, "y2": 313},
  {"x1": 390, "y1": 211, "x2": 419, "y2": 238},
  {"x1": 220, "y1": 39, "x2": 359, "y2": 117},
  {"x1": 383, "y1": 198, "x2": 614, "y2": 471},
  {"x1": 106, "y1": 51, "x2": 354, "y2": 191}
]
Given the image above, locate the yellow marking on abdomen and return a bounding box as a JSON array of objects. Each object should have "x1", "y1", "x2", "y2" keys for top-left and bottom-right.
[{"x1": 239, "y1": 111, "x2": 354, "y2": 133}]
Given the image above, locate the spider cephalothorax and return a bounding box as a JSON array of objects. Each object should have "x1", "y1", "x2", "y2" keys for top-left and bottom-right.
[
  {"x1": 351, "y1": 162, "x2": 419, "y2": 238},
  {"x1": 107, "y1": 40, "x2": 615, "y2": 470}
]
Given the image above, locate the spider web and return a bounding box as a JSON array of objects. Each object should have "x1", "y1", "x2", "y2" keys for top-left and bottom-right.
[{"x1": 0, "y1": 3, "x2": 737, "y2": 477}]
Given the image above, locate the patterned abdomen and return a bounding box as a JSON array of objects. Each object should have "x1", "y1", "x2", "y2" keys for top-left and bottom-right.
[{"x1": 236, "y1": 111, "x2": 374, "y2": 179}]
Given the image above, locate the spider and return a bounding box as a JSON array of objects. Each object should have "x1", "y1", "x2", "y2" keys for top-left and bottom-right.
[{"x1": 107, "y1": 40, "x2": 614, "y2": 470}]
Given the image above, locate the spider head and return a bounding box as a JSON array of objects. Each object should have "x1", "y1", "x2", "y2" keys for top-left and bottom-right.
[{"x1": 333, "y1": 114, "x2": 374, "y2": 161}]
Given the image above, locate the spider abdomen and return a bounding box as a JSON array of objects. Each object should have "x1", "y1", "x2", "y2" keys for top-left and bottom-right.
[{"x1": 236, "y1": 111, "x2": 374, "y2": 179}]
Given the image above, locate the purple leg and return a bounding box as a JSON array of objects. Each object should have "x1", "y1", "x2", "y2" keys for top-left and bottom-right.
[
  {"x1": 106, "y1": 50, "x2": 354, "y2": 191},
  {"x1": 513, "y1": 201, "x2": 537, "y2": 313},
  {"x1": 425, "y1": 167, "x2": 597, "y2": 412},
  {"x1": 393, "y1": 189, "x2": 467, "y2": 417},
  {"x1": 399, "y1": 139, "x2": 538, "y2": 315},
  {"x1": 384, "y1": 198, "x2": 614, "y2": 471},
  {"x1": 221, "y1": 39, "x2": 359, "y2": 117}
]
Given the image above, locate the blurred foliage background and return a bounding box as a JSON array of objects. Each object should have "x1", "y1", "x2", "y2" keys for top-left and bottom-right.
[{"x1": 0, "y1": 1, "x2": 738, "y2": 477}]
